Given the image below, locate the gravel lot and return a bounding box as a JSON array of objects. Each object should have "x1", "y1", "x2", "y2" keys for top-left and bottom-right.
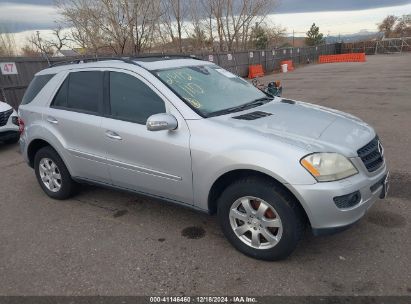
[{"x1": 0, "y1": 54, "x2": 410, "y2": 296}]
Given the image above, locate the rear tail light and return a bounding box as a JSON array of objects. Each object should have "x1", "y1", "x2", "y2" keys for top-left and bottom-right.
[{"x1": 18, "y1": 118, "x2": 25, "y2": 134}]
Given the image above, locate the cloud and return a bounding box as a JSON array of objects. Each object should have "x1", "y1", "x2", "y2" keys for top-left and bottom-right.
[
  {"x1": 275, "y1": 0, "x2": 411, "y2": 13},
  {"x1": 2, "y1": 0, "x2": 411, "y2": 34},
  {"x1": 269, "y1": 3, "x2": 411, "y2": 35},
  {"x1": 0, "y1": 2, "x2": 60, "y2": 32},
  {"x1": 0, "y1": 0, "x2": 53, "y2": 4}
]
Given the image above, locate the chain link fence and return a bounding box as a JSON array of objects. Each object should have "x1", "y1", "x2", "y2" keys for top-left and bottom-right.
[
  {"x1": 342, "y1": 37, "x2": 411, "y2": 55},
  {"x1": 193, "y1": 44, "x2": 336, "y2": 76}
]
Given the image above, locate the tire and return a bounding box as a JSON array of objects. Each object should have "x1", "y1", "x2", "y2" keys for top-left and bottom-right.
[
  {"x1": 217, "y1": 176, "x2": 305, "y2": 261},
  {"x1": 34, "y1": 146, "x2": 78, "y2": 200}
]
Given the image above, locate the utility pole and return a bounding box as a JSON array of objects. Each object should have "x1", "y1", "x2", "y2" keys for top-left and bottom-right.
[
  {"x1": 36, "y1": 30, "x2": 50, "y2": 65},
  {"x1": 292, "y1": 29, "x2": 295, "y2": 47}
]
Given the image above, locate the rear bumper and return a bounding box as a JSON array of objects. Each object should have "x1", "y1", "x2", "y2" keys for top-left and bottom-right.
[
  {"x1": 19, "y1": 135, "x2": 30, "y2": 165},
  {"x1": 290, "y1": 163, "x2": 388, "y2": 234}
]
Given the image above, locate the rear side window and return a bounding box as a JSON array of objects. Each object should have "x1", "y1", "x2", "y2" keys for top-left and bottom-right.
[
  {"x1": 51, "y1": 71, "x2": 103, "y2": 114},
  {"x1": 52, "y1": 78, "x2": 68, "y2": 107},
  {"x1": 21, "y1": 74, "x2": 55, "y2": 105},
  {"x1": 68, "y1": 71, "x2": 102, "y2": 113},
  {"x1": 109, "y1": 72, "x2": 165, "y2": 124}
]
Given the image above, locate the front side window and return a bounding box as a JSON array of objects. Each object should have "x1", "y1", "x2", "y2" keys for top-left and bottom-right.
[
  {"x1": 109, "y1": 72, "x2": 166, "y2": 124},
  {"x1": 51, "y1": 71, "x2": 103, "y2": 114},
  {"x1": 21, "y1": 74, "x2": 55, "y2": 105},
  {"x1": 156, "y1": 65, "x2": 266, "y2": 117}
]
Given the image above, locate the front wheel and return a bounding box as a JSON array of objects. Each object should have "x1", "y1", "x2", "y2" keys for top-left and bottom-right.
[{"x1": 217, "y1": 177, "x2": 305, "y2": 261}]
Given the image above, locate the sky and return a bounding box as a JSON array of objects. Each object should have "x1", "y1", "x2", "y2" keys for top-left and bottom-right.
[{"x1": 1, "y1": 0, "x2": 411, "y2": 48}]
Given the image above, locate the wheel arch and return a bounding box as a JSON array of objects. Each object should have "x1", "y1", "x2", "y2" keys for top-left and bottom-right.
[
  {"x1": 207, "y1": 169, "x2": 310, "y2": 225},
  {"x1": 27, "y1": 138, "x2": 65, "y2": 170}
]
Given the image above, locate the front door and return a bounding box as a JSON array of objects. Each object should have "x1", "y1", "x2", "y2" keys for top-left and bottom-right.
[{"x1": 101, "y1": 70, "x2": 193, "y2": 204}]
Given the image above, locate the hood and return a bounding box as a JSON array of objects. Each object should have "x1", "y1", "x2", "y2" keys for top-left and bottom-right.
[
  {"x1": 0, "y1": 101, "x2": 13, "y2": 113},
  {"x1": 211, "y1": 98, "x2": 375, "y2": 157}
]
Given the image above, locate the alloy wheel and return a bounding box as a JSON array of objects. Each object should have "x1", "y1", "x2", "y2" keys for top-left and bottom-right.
[
  {"x1": 39, "y1": 158, "x2": 62, "y2": 192},
  {"x1": 229, "y1": 196, "x2": 283, "y2": 249}
]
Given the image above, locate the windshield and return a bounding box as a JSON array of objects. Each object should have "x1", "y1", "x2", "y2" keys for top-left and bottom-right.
[{"x1": 156, "y1": 65, "x2": 267, "y2": 117}]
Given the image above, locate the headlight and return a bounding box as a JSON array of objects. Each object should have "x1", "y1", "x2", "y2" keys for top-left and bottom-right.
[{"x1": 300, "y1": 153, "x2": 358, "y2": 182}]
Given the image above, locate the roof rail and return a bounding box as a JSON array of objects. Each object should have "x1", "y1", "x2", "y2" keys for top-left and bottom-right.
[
  {"x1": 130, "y1": 54, "x2": 201, "y2": 61},
  {"x1": 48, "y1": 54, "x2": 202, "y2": 68},
  {"x1": 49, "y1": 57, "x2": 140, "y2": 68}
]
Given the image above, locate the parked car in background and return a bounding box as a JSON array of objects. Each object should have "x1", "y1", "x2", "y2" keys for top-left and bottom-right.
[
  {"x1": 18, "y1": 56, "x2": 388, "y2": 260},
  {"x1": 0, "y1": 101, "x2": 19, "y2": 144}
]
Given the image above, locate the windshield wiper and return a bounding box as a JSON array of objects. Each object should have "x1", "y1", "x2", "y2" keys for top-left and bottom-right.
[{"x1": 208, "y1": 97, "x2": 273, "y2": 117}]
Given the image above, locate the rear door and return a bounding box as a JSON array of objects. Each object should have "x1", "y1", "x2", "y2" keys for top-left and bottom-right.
[
  {"x1": 44, "y1": 70, "x2": 110, "y2": 183},
  {"x1": 100, "y1": 69, "x2": 193, "y2": 204}
]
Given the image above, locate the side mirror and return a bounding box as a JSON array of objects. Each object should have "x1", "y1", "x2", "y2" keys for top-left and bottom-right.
[{"x1": 146, "y1": 113, "x2": 178, "y2": 131}]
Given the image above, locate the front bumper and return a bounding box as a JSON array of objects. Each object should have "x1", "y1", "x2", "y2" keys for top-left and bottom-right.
[
  {"x1": 0, "y1": 113, "x2": 19, "y2": 142},
  {"x1": 0, "y1": 130, "x2": 19, "y2": 142},
  {"x1": 290, "y1": 162, "x2": 388, "y2": 235}
]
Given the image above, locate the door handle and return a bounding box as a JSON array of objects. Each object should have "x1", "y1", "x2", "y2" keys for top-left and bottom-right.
[
  {"x1": 105, "y1": 130, "x2": 122, "y2": 140},
  {"x1": 46, "y1": 116, "x2": 58, "y2": 124}
]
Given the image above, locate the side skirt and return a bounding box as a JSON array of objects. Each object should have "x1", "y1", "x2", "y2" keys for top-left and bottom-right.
[{"x1": 72, "y1": 176, "x2": 210, "y2": 215}]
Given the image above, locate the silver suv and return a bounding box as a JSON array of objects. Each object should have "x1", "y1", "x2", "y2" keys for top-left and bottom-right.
[{"x1": 19, "y1": 57, "x2": 389, "y2": 260}]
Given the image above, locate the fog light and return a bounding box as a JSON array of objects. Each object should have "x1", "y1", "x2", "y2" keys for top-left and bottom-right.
[{"x1": 333, "y1": 191, "x2": 361, "y2": 209}]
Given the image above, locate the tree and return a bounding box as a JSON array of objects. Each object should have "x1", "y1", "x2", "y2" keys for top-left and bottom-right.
[
  {"x1": 394, "y1": 17, "x2": 411, "y2": 37},
  {"x1": 52, "y1": 0, "x2": 279, "y2": 54},
  {"x1": 57, "y1": 0, "x2": 162, "y2": 55},
  {"x1": 47, "y1": 26, "x2": 71, "y2": 52},
  {"x1": 160, "y1": 0, "x2": 187, "y2": 53},
  {"x1": 378, "y1": 15, "x2": 398, "y2": 38},
  {"x1": 267, "y1": 25, "x2": 286, "y2": 48},
  {"x1": 21, "y1": 44, "x2": 42, "y2": 57},
  {"x1": 189, "y1": 24, "x2": 210, "y2": 51},
  {"x1": 207, "y1": 0, "x2": 276, "y2": 51},
  {"x1": 187, "y1": 0, "x2": 212, "y2": 51},
  {"x1": 305, "y1": 23, "x2": 324, "y2": 46},
  {"x1": 377, "y1": 15, "x2": 411, "y2": 38},
  {"x1": 253, "y1": 24, "x2": 286, "y2": 49},
  {"x1": 28, "y1": 31, "x2": 54, "y2": 60},
  {"x1": 252, "y1": 25, "x2": 268, "y2": 49},
  {"x1": 0, "y1": 27, "x2": 16, "y2": 57},
  {"x1": 57, "y1": 0, "x2": 108, "y2": 55},
  {"x1": 27, "y1": 27, "x2": 71, "y2": 57}
]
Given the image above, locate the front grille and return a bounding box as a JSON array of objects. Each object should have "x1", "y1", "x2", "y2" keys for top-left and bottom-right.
[
  {"x1": 0, "y1": 109, "x2": 13, "y2": 127},
  {"x1": 357, "y1": 136, "x2": 384, "y2": 172},
  {"x1": 232, "y1": 111, "x2": 272, "y2": 120},
  {"x1": 333, "y1": 191, "x2": 362, "y2": 209}
]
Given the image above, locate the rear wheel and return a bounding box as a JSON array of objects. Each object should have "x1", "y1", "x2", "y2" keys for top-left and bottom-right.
[
  {"x1": 34, "y1": 146, "x2": 78, "y2": 199},
  {"x1": 217, "y1": 177, "x2": 305, "y2": 261}
]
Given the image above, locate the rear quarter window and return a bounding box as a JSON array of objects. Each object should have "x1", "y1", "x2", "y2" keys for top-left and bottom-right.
[{"x1": 21, "y1": 74, "x2": 55, "y2": 105}]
